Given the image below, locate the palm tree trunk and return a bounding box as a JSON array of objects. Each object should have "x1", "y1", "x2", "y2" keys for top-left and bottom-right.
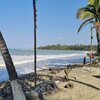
[
  {"x1": 0, "y1": 32, "x2": 18, "y2": 80},
  {"x1": 0, "y1": 32, "x2": 26, "y2": 100},
  {"x1": 96, "y1": 26, "x2": 100, "y2": 53}
]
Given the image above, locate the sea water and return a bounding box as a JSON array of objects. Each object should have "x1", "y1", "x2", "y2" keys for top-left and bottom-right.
[{"x1": 0, "y1": 49, "x2": 89, "y2": 82}]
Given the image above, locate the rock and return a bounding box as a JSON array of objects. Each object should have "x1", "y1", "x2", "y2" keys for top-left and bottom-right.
[
  {"x1": 55, "y1": 80, "x2": 59, "y2": 84},
  {"x1": 64, "y1": 83, "x2": 74, "y2": 89},
  {"x1": 25, "y1": 91, "x2": 30, "y2": 97},
  {"x1": 0, "y1": 73, "x2": 58, "y2": 100},
  {"x1": 34, "y1": 81, "x2": 58, "y2": 93},
  {"x1": 1, "y1": 82, "x2": 12, "y2": 97},
  {"x1": 0, "y1": 82, "x2": 13, "y2": 100}
]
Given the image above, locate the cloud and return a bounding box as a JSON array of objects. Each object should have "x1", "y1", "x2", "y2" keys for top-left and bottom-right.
[{"x1": 59, "y1": 37, "x2": 64, "y2": 40}]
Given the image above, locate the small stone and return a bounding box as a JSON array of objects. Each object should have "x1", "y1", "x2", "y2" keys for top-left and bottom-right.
[
  {"x1": 34, "y1": 81, "x2": 58, "y2": 93},
  {"x1": 64, "y1": 83, "x2": 74, "y2": 89},
  {"x1": 25, "y1": 91, "x2": 30, "y2": 96}
]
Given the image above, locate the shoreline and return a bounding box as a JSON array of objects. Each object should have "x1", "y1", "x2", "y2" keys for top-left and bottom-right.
[
  {"x1": 0, "y1": 63, "x2": 83, "y2": 83},
  {"x1": 0, "y1": 63, "x2": 100, "y2": 100}
]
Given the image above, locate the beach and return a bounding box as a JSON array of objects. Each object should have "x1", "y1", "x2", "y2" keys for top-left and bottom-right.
[
  {"x1": 0, "y1": 64, "x2": 100, "y2": 100},
  {"x1": 1, "y1": 0, "x2": 100, "y2": 99},
  {"x1": 0, "y1": 49, "x2": 88, "y2": 82},
  {"x1": 37, "y1": 65, "x2": 100, "y2": 100},
  {"x1": 0, "y1": 50, "x2": 100, "y2": 100}
]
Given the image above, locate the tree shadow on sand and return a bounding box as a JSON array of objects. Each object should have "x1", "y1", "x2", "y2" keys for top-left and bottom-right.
[
  {"x1": 93, "y1": 75, "x2": 100, "y2": 79},
  {"x1": 37, "y1": 74, "x2": 100, "y2": 91},
  {"x1": 69, "y1": 78, "x2": 100, "y2": 90}
]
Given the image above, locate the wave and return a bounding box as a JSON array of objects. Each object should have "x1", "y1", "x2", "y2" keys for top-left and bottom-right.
[
  {"x1": 0, "y1": 51, "x2": 87, "y2": 82},
  {"x1": 0, "y1": 53, "x2": 85, "y2": 67}
]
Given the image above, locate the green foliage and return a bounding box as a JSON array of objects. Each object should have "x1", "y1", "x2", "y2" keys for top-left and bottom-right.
[
  {"x1": 88, "y1": 0, "x2": 94, "y2": 5},
  {"x1": 76, "y1": 0, "x2": 100, "y2": 33},
  {"x1": 87, "y1": 53, "x2": 90, "y2": 56},
  {"x1": 76, "y1": 8, "x2": 94, "y2": 20},
  {"x1": 96, "y1": 57, "x2": 100, "y2": 61},
  {"x1": 38, "y1": 44, "x2": 97, "y2": 51}
]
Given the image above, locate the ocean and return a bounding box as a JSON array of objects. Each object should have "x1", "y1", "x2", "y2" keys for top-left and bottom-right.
[{"x1": 0, "y1": 49, "x2": 89, "y2": 82}]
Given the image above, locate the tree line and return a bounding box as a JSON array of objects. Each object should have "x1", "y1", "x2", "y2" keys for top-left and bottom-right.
[{"x1": 38, "y1": 44, "x2": 97, "y2": 51}]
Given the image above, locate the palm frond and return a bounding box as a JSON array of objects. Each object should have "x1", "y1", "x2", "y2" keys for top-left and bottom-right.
[
  {"x1": 88, "y1": 0, "x2": 94, "y2": 5},
  {"x1": 94, "y1": 0, "x2": 100, "y2": 10},
  {"x1": 91, "y1": 26, "x2": 95, "y2": 30},
  {"x1": 87, "y1": 4, "x2": 96, "y2": 14},
  {"x1": 77, "y1": 17, "x2": 94, "y2": 33},
  {"x1": 76, "y1": 8, "x2": 94, "y2": 20},
  {"x1": 76, "y1": 7, "x2": 87, "y2": 19},
  {"x1": 88, "y1": 0, "x2": 100, "y2": 10}
]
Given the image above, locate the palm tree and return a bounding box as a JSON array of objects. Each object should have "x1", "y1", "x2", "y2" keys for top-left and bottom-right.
[
  {"x1": 76, "y1": 0, "x2": 100, "y2": 53},
  {"x1": 0, "y1": 32, "x2": 18, "y2": 80},
  {"x1": 0, "y1": 32, "x2": 26, "y2": 100}
]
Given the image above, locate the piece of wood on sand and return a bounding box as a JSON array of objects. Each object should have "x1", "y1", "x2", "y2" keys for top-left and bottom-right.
[
  {"x1": 64, "y1": 65, "x2": 72, "y2": 78},
  {"x1": 11, "y1": 80, "x2": 26, "y2": 100}
]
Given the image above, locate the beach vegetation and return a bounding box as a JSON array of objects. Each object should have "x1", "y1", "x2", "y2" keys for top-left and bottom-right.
[
  {"x1": 38, "y1": 44, "x2": 97, "y2": 51},
  {"x1": 76, "y1": 0, "x2": 100, "y2": 53}
]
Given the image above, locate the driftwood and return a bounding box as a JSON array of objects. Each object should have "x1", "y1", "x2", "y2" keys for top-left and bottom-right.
[
  {"x1": 64, "y1": 65, "x2": 73, "y2": 78},
  {"x1": 11, "y1": 80, "x2": 26, "y2": 100}
]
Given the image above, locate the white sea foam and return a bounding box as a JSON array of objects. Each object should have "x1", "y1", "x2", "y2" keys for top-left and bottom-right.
[
  {"x1": 0, "y1": 53, "x2": 84, "y2": 67},
  {"x1": 0, "y1": 51, "x2": 86, "y2": 82}
]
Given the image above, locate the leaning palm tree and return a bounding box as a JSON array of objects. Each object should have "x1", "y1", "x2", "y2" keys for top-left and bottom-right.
[
  {"x1": 0, "y1": 32, "x2": 26, "y2": 100},
  {"x1": 76, "y1": 0, "x2": 100, "y2": 53}
]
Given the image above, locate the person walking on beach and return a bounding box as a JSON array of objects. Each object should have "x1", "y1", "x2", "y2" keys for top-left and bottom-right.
[{"x1": 83, "y1": 56, "x2": 86, "y2": 65}]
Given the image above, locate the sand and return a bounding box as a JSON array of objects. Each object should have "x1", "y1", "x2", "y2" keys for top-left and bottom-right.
[
  {"x1": 37, "y1": 66, "x2": 100, "y2": 100},
  {"x1": 0, "y1": 65, "x2": 100, "y2": 100}
]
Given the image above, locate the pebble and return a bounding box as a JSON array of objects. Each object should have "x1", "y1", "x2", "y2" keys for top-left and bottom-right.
[{"x1": 34, "y1": 81, "x2": 58, "y2": 93}]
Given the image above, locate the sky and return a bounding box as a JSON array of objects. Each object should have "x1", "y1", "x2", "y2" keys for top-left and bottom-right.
[{"x1": 0, "y1": 0, "x2": 97, "y2": 49}]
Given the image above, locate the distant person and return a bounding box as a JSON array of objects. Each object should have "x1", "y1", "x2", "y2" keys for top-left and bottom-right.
[
  {"x1": 90, "y1": 53, "x2": 94, "y2": 59},
  {"x1": 90, "y1": 53, "x2": 94, "y2": 64},
  {"x1": 83, "y1": 57, "x2": 86, "y2": 65}
]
